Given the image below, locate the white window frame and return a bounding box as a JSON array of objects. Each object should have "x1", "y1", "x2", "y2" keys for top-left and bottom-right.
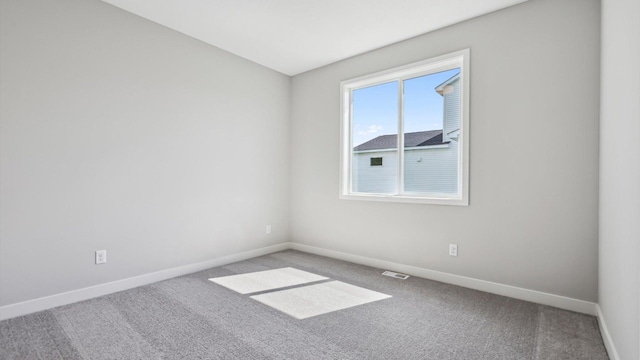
[{"x1": 339, "y1": 49, "x2": 470, "y2": 206}]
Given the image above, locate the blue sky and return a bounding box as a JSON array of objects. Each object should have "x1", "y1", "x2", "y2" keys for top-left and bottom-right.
[{"x1": 352, "y1": 68, "x2": 460, "y2": 146}]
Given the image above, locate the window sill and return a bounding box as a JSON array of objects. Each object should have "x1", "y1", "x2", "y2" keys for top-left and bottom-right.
[{"x1": 339, "y1": 193, "x2": 468, "y2": 206}]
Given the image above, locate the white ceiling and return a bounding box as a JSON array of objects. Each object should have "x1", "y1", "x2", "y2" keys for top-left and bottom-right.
[{"x1": 102, "y1": 0, "x2": 527, "y2": 76}]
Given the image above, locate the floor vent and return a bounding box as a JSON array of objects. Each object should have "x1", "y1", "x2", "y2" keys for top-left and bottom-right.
[{"x1": 382, "y1": 271, "x2": 409, "y2": 280}]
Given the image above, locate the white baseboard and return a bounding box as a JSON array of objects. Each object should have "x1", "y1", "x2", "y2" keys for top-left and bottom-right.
[
  {"x1": 290, "y1": 243, "x2": 598, "y2": 316},
  {"x1": 596, "y1": 305, "x2": 621, "y2": 360},
  {"x1": 0, "y1": 242, "x2": 290, "y2": 321},
  {"x1": 1, "y1": 241, "x2": 600, "y2": 322}
]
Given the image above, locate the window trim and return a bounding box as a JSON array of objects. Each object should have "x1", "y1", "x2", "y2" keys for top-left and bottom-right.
[{"x1": 339, "y1": 49, "x2": 470, "y2": 206}]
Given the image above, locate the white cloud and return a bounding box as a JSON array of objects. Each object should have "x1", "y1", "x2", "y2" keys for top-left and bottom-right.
[{"x1": 357, "y1": 124, "x2": 383, "y2": 136}]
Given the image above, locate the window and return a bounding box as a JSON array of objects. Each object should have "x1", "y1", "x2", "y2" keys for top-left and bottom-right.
[
  {"x1": 340, "y1": 49, "x2": 469, "y2": 205},
  {"x1": 370, "y1": 157, "x2": 383, "y2": 166}
]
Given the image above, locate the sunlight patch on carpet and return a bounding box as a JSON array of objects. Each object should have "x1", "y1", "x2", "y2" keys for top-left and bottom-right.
[
  {"x1": 209, "y1": 267, "x2": 327, "y2": 294},
  {"x1": 250, "y1": 281, "x2": 391, "y2": 319}
]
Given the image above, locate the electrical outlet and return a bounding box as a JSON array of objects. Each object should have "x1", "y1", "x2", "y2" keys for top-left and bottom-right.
[
  {"x1": 449, "y1": 244, "x2": 458, "y2": 257},
  {"x1": 95, "y1": 250, "x2": 107, "y2": 264},
  {"x1": 266, "y1": 225, "x2": 271, "y2": 234}
]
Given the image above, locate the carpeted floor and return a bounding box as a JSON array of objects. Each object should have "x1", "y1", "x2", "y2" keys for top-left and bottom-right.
[{"x1": 0, "y1": 250, "x2": 609, "y2": 359}]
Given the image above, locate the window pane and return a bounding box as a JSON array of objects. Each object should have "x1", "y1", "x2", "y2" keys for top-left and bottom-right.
[
  {"x1": 352, "y1": 81, "x2": 398, "y2": 194},
  {"x1": 403, "y1": 68, "x2": 461, "y2": 194},
  {"x1": 370, "y1": 157, "x2": 383, "y2": 166}
]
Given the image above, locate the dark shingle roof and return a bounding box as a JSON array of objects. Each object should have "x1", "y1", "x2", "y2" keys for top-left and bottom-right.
[{"x1": 354, "y1": 130, "x2": 444, "y2": 151}]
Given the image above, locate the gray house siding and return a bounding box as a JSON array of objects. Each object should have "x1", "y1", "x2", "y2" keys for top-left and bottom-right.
[
  {"x1": 441, "y1": 77, "x2": 461, "y2": 142},
  {"x1": 352, "y1": 144, "x2": 457, "y2": 194},
  {"x1": 353, "y1": 150, "x2": 398, "y2": 193},
  {"x1": 404, "y1": 144, "x2": 457, "y2": 193}
]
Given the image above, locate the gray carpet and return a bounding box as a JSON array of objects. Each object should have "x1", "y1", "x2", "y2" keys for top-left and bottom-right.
[{"x1": 0, "y1": 250, "x2": 609, "y2": 359}]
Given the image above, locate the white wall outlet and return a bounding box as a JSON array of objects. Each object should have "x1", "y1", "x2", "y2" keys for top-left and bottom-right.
[
  {"x1": 95, "y1": 250, "x2": 107, "y2": 264},
  {"x1": 266, "y1": 225, "x2": 271, "y2": 234},
  {"x1": 449, "y1": 244, "x2": 458, "y2": 257}
]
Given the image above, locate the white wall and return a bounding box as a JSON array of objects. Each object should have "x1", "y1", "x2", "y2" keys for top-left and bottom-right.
[
  {"x1": 0, "y1": 0, "x2": 291, "y2": 306},
  {"x1": 5, "y1": 4, "x2": 634, "y2": 352},
  {"x1": 598, "y1": 0, "x2": 640, "y2": 358},
  {"x1": 290, "y1": 0, "x2": 600, "y2": 302}
]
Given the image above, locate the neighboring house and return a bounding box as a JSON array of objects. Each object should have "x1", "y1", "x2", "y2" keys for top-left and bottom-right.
[{"x1": 353, "y1": 73, "x2": 460, "y2": 194}]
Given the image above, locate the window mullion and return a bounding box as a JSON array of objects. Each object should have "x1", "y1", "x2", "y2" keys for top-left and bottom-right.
[
  {"x1": 348, "y1": 89, "x2": 354, "y2": 193},
  {"x1": 397, "y1": 80, "x2": 404, "y2": 195}
]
